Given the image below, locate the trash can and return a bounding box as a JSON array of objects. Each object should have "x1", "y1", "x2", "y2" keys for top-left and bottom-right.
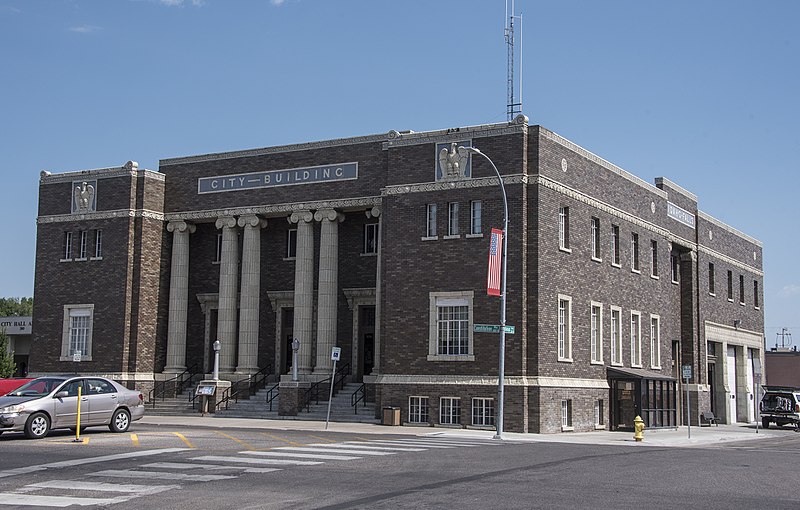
[{"x1": 382, "y1": 406, "x2": 400, "y2": 426}]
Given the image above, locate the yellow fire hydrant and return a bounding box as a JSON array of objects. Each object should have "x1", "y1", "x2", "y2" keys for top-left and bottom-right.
[{"x1": 633, "y1": 415, "x2": 645, "y2": 442}]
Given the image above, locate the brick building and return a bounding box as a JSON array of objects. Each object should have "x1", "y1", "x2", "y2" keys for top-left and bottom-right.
[{"x1": 31, "y1": 115, "x2": 765, "y2": 433}]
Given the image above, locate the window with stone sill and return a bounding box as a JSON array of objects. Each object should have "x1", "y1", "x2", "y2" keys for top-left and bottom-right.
[
  {"x1": 610, "y1": 306, "x2": 623, "y2": 366},
  {"x1": 60, "y1": 304, "x2": 94, "y2": 361},
  {"x1": 426, "y1": 204, "x2": 438, "y2": 238},
  {"x1": 561, "y1": 399, "x2": 573, "y2": 430},
  {"x1": 559, "y1": 206, "x2": 570, "y2": 251},
  {"x1": 590, "y1": 302, "x2": 603, "y2": 364},
  {"x1": 363, "y1": 223, "x2": 378, "y2": 255},
  {"x1": 650, "y1": 315, "x2": 661, "y2": 369},
  {"x1": 611, "y1": 224, "x2": 621, "y2": 266},
  {"x1": 77, "y1": 230, "x2": 88, "y2": 260},
  {"x1": 440, "y1": 397, "x2": 461, "y2": 425},
  {"x1": 472, "y1": 397, "x2": 495, "y2": 427},
  {"x1": 630, "y1": 311, "x2": 642, "y2": 368},
  {"x1": 591, "y1": 217, "x2": 601, "y2": 261},
  {"x1": 470, "y1": 200, "x2": 482, "y2": 235},
  {"x1": 631, "y1": 232, "x2": 640, "y2": 272},
  {"x1": 92, "y1": 229, "x2": 103, "y2": 259},
  {"x1": 286, "y1": 229, "x2": 297, "y2": 259},
  {"x1": 409, "y1": 396, "x2": 429, "y2": 424},
  {"x1": 558, "y1": 295, "x2": 572, "y2": 362},
  {"x1": 62, "y1": 231, "x2": 73, "y2": 261},
  {"x1": 428, "y1": 291, "x2": 474, "y2": 361}
]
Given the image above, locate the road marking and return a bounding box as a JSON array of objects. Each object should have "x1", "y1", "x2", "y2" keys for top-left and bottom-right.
[
  {"x1": 195, "y1": 455, "x2": 323, "y2": 466},
  {"x1": 142, "y1": 462, "x2": 280, "y2": 474},
  {"x1": 0, "y1": 448, "x2": 190, "y2": 479},
  {"x1": 215, "y1": 430, "x2": 255, "y2": 450},
  {"x1": 130, "y1": 433, "x2": 139, "y2": 447},
  {"x1": 307, "y1": 434, "x2": 337, "y2": 444},
  {"x1": 26, "y1": 480, "x2": 178, "y2": 494},
  {"x1": 272, "y1": 446, "x2": 396, "y2": 456},
  {"x1": 0, "y1": 493, "x2": 117, "y2": 507},
  {"x1": 242, "y1": 451, "x2": 361, "y2": 461},
  {"x1": 262, "y1": 432, "x2": 304, "y2": 446},
  {"x1": 319, "y1": 443, "x2": 426, "y2": 452},
  {"x1": 173, "y1": 432, "x2": 195, "y2": 448},
  {"x1": 92, "y1": 469, "x2": 236, "y2": 482},
  {"x1": 361, "y1": 440, "x2": 456, "y2": 449}
]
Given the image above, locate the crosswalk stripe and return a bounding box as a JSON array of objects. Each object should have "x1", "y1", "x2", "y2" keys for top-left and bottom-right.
[
  {"x1": 141, "y1": 462, "x2": 280, "y2": 473},
  {"x1": 25, "y1": 480, "x2": 177, "y2": 494},
  {"x1": 193, "y1": 455, "x2": 323, "y2": 466},
  {"x1": 362, "y1": 440, "x2": 456, "y2": 449},
  {"x1": 0, "y1": 448, "x2": 190, "y2": 479},
  {"x1": 314, "y1": 443, "x2": 426, "y2": 452},
  {"x1": 92, "y1": 469, "x2": 237, "y2": 482},
  {"x1": 242, "y1": 451, "x2": 361, "y2": 461},
  {"x1": 0, "y1": 493, "x2": 117, "y2": 507},
  {"x1": 271, "y1": 447, "x2": 396, "y2": 456}
]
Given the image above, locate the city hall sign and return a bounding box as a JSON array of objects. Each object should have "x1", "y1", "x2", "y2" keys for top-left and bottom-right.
[{"x1": 198, "y1": 162, "x2": 358, "y2": 194}]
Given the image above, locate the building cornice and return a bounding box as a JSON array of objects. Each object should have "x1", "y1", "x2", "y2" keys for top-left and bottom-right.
[
  {"x1": 39, "y1": 163, "x2": 161, "y2": 184},
  {"x1": 37, "y1": 209, "x2": 165, "y2": 224},
  {"x1": 697, "y1": 245, "x2": 764, "y2": 277},
  {"x1": 654, "y1": 177, "x2": 698, "y2": 202},
  {"x1": 384, "y1": 115, "x2": 528, "y2": 149},
  {"x1": 698, "y1": 211, "x2": 763, "y2": 248},
  {"x1": 164, "y1": 196, "x2": 381, "y2": 222},
  {"x1": 383, "y1": 175, "x2": 527, "y2": 196},
  {"x1": 369, "y1": 374, "x2": 609, "y2": 389}
]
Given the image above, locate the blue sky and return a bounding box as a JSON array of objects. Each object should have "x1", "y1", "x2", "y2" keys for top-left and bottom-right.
[{"x1": 1, "y1": 0, "x2": 797, "y2": 344}]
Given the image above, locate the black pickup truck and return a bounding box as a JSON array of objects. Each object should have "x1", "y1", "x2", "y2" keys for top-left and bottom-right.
[{"x1": 760, "y1": 386, "x2": 800, "y2": 429}]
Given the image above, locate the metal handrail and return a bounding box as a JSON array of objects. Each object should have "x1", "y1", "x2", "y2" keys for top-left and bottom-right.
[
  {"x1": 301, "y1": 362, "x2": 351, "y2": 412},
  {"x1": 351, "y1": 383, "x2": 366, "y2": 414},
  {"x1": 265, "y1": 383, "x2": 280, "y2": 412},
  {"x1": 148, "y1": 362, "x2": 200, "y2": 409},
  {"x1": 332, "y1": 362, "x2": 350, "y2": 397},
  {"x1": 216, "y1": 365, "x2": 273, "y2": 411}
]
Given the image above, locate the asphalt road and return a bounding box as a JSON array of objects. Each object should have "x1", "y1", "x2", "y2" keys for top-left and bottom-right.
[{"x1": 1, "y1": 424, "x2": 799, "y2": 509}]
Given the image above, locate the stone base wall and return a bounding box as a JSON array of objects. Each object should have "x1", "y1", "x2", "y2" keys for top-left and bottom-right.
[{"x1": 531, "y1": 387, "x2": 608, "y2": 434}]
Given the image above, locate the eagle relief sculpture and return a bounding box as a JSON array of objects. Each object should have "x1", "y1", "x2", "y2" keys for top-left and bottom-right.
[
  {"x1": 74, "y1": 181, "x2": 95, "y2": 213},
  {"x1": 438, "y1": 142, "x2": 470, "y2": 180}
]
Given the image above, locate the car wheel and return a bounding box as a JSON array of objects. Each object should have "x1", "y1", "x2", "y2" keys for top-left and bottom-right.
[
  {"x1": 109, "y1": 409, "x2": 131, "y2": 433},
  {"x1": 762, "y1": 418, "x2": 770, "y2": 429},
  {"x1": 24, "y1": 412, "x2": 51, "y2": 439}
]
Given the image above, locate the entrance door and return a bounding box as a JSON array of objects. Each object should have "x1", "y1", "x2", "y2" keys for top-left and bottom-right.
[
  {"x1": 359, "y1": 306, "x2": 375, "y2": 378},
  {"x1": 746, "y1": 349, "x2": 755, "y2": 422},
  {"x1": 727, "y1": 346, "x2": 737, "y2": 423},
  {"x1": 282, "y1": 308, "x2": 294, "y2": 375}
]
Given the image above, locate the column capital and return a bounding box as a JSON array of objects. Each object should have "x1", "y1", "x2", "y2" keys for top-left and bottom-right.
[
  {"x1": 167, "y1": 220, "x2": 196, "y2": 234},
  {"x1": 238, "y1": 214, "x2": 267, "y2": 229},
  {"x1": 289, "y1": 210, "x2": 314, "y2": 224},
  {"x1": 215, "y1": 216, "x2": 238, "y2": 229},
  {"x1": 366, "y1": 206, "x2": 382, "y2": 219},
  {"x1": 314, "y1": 209, "x2": 345, "y2": 223}
]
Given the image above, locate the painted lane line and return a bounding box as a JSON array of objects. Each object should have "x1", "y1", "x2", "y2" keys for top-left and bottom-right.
[
  {"x1": 262, "y1": 432, "x2": 304, "y2": 446},
  {"x1": 0, "y1": 493, "x2": 117, "y2": 507},
  {"x1": 141, "y1": 462, "x2": 280, "y2": 474},
  {"x1": 215, "y1": 430, "x2": 255, "y2": 450},
  {"x1": 0, "y1": 448, "x2": 190, "y2": 479},
  {"x1": 241, "y1": 451, "x2": 361, "y2": 461},
  {"x1": 173, "y1": 432, "x2": 195, "y2": 448},
  {"x1": 314, "y1": 443, "x2": 426, "y2": 452},
  {"x1": 271, "y1": 447, "x2": 396, "y2": 456},
  {"x1": 195, "y1": 455, "x2": 323, "y2": 466},
  {"x1": 130, "y1": 433, "x2": 140, "y2": 447},
  {"x1": 26, "y1": 480, "x2": 179, "y2": 494},
  {"x1": 92, "y1": 469, "x2": 236, "y2": 482}
]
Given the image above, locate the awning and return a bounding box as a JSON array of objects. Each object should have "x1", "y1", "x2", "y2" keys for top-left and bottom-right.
[{"x1": 607, "y1": 367, "x2": 676, "y2": 381}]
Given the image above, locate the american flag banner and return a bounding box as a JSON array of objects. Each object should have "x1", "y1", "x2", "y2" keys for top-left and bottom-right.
[{"x1": 487, "y1": 228, "x2": 503, "y2": 296}]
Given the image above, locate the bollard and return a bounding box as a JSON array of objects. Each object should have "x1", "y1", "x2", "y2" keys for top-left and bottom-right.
[{"x1": 633, "y1": 415, "x2": 645, "y2": 442}]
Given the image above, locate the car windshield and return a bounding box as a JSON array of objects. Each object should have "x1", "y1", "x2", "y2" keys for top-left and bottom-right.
[{"x1": 6, "y1": 378, "x2": 67, "y2": 397}]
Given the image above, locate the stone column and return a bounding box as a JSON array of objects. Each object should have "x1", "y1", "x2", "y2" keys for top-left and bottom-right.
[
  {"x1": 313, "y1": 209, "x2": 344, "y2": 374},
  {"x1": 164, "y1": 220, "x2": 195, "y2": 373},
  {"x1": 215, "y1": 216, "x2": 239, "y2": 373},
  {"x1": 290, "y1": 211, "x2": 315, "y2": 375},
  {"x1": 368, "y1": 206, "x2": 382, "y2": 375},
  {"x1": 236, "y1": 215, "x2": 267, "y2": 374}
]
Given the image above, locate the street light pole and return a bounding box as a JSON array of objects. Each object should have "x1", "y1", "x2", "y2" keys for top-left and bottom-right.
[{"x1": 461, "y1": 146, "x2": 508, "y2": 440}]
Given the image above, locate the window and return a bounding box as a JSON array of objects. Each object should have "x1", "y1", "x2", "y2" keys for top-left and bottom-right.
[
  {"x1": 611, "y1": 224, "x2": 620, "y2": 266},
  {"x1": 62, "y1": 231, "x2": 73, "y2": 261},
  {"x1": 591, "y1": 217, "x2": 601, "y2": 261},
  {"x1": 92, "y1": 229, "x2": 103, "y2": 259},
  {"x1": 215, "y1": 233, "x2": 224, "y2": 262},
  {"x1": 739, "y1": 274, "x2": 745, "y2": 305},
  {"x1": 286, "y1": 229, "x2": 297, "y2": 259},
  {"x1": 428, "y1": 291, "x2": 474, "y2": 361},
  {"x1": 610, "y1": 306, "x2": 622, "y2": 366},
  {"x1": 558, "y1": 295, "x2": 572, "y2": 361},
  {"x1": 60, "y1": 304, "x2": 94, "y2": 361},
  {"x1": 78, "y1": 231, "x2": 88, "y2": 260},
  {"x1": 470, "y1": 200, "x2": 482, "y2": 235},
  {"x1": 650, "y1": 315, "x2": 661, "y2": 368},
  {"x1": 561, "y1": 399, "x2": 573, "y2": 430},
  {"x1": 670, "y1": 254, "x2": 679, "y2": 284},
  {"x1": 440, "y1": 397, "x2": 461, "y2": 425},
  {"x1": 363, "y1": 223, "x2": 378, "y2": 254},
  {"x1": 727, "y1": 270, "x2": 733, "y2": 301},
  {"x1": 472, "y1": 398, "x2": 495, "y2": 427},
  {"x1": 591, "y1": 303, "x2": 603, "y2": 364},
  {"x1": 630, "y1": 311, "x2": 642, "y2": 367},
  {"x1": 650, "y1": 240, "x2": 658, "y2": 278},
  {"x1": 754, "y1": 280, "x2": 760, "y2": 308},
  {"x1": 708, "y1": 263, "x2": 715, "y2": 295},
  {"x1": 409, "y1": 396, "x2": 429, "y2": 424},
  {"x1": 559, "y1": 206, "x2": 570, "y2": 251},
  {"x1": 447, "y1": 202, "x2": 459, "y2": 236},
  {"x1": 595, "y1": 399, "x2": 605, "y2": 427},
  {"x1": 631, "y1": 233, "x2": 640, "y2": 272},
  {"x1": 426, "y1": 204, "x2": 438, "y2": 238}
]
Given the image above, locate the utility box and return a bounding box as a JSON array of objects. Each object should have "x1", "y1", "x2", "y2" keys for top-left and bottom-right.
[{"x1": 382, "y1": 406, "x2": 400, "y2": 426}]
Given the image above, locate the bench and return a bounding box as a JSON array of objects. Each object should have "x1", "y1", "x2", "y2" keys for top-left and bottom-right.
[{"x1": 700, "y1": 411, "x2": 719, "y2": 427}]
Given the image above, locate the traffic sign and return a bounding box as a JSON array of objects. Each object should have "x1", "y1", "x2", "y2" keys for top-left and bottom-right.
[
  {"x1": 473, "y1": 324, "x2": 515, "y2": 334},
  {"x1": 331, "y1": 347, "x2": 341, "y2": 361},
  {"x1": 682, "y1": 364, "x2": 692, "y2": 380},
  {"x1": 73, "y1": 351, "x2": 81, "y2": 363}
]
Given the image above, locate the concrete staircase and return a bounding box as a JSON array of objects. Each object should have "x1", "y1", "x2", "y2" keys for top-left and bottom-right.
[{"x1": 147, "y1": 388, "x2": 198, "y2": 416}]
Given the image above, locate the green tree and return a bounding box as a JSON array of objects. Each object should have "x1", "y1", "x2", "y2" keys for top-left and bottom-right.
[
  {"x1": 0, "y1": 297, "x2": 33, "y2": 317},
  {"x1": 0, "y1": 329, "x2": 16, "y2": 378}
]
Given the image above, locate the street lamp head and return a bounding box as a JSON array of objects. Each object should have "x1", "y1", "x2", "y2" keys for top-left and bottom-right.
[
  {"x1": 459, "y1": 146, "x2": 482, "y2": 155},
  {"x1": 213, "y1": 340, "x2": 221, "y2": 352}
]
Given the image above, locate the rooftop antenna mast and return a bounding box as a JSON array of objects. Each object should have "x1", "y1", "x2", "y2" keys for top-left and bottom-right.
[
  {"x1": 505, "y1": 0, "x2": 523, "y2": 121},
  {"x1": 776, "y1": 327, "x2": 793, "y2": 349}
]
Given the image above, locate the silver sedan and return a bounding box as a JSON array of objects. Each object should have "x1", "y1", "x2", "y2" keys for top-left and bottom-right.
[{"x1": 0, "y1": 376, "x2": 145, "y2": 439}]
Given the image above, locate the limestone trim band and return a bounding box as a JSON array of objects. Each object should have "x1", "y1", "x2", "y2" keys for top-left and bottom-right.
[
  {"x1": 368, "y1": 374, "x2": 611, "y2": 389},
  {"x1": 164, "y1": 196, "x2": 380, "y2": 222},
  {"x1": 37, "y1": 209, "x2": 165, "y2": 224}
]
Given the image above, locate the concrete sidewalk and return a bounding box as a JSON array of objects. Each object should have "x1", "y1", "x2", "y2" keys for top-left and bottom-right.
[{"x1": 138, "y1": 414, "x2": 793, "y2": 448}]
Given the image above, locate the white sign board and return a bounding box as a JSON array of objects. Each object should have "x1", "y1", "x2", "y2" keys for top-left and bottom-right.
[
  {"x1": 331, "y1": 347, "x2": 341, "y2": 362},
  {"x1": 682, "y1": 364, "x2": 692, "y2": 380},
  {"x1": 73, "y1": 351, "x2": 82, "y2": 363}
]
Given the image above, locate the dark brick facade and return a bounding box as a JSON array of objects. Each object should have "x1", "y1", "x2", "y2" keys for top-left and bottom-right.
[{"x1": 32, "y1": 117, "x2": 764, "y2": 433}]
